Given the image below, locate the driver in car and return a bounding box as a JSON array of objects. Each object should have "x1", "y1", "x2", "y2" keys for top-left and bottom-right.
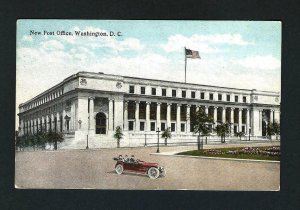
[{"x1": 130, "y1": 155, "x2": 135, "y2": 163}]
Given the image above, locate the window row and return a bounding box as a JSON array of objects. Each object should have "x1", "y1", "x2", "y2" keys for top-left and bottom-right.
[
  {"x1": 23, "y1": 89, "x2": 64, "y2": 111},
  {"x1": 129, "y1": 85, "x2": 247, "y2": 102}
]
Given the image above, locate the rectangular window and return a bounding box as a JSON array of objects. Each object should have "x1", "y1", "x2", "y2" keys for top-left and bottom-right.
[
  {"x1": 209, "y1": 93, "x2": 214, "y2": 100},
  {"x1": 181, "y1": 123, "x2": 185, "y2": 132},
  {"x1": 161, "y1": 123, "x2": 166, "y2": 131},
  {"x1": 140, "y1": 122, "x2": 145, "y2": 131},
  {"x1": 141, "y1": 87, "x2": 145, "y2": 94},
  {"x1": 129, "y1": 85, "x2": 134, "y2": 93},
  {"x1": 182, "y1": 90, "x2": 186, "y2": 98},
  {"x1": 235, "y1": 95, "x2": 238, "y2": 102},
  {"x1": 191, "y1": 91, "x2": 195, "y2": 99},
  {"x1": 151, "y1": 122, "x2": 155, "y2": 131},
  {"x1": 172, "y1": 89, "x2": 176, "y2": 97},
  {"x1": 162, "y1": 88, "x2": 166, "y2": 96},
  {"x1": 227, "y1": 94, "x2": 230, "y2": 102},
  {"x1": 200, "y1": 92, "x2": 205, "y2": 99},
  {"x1": 171, "y1": 123, "x2": 176, "y2": 132},
  {"x1": 128, "y1": 121, "x2": 134, "y2": 131},
  {"x1": 218, "y1": 94, "x2": 222, "y2": 101},
  {"x1": 151, "y1": 88, "x2": 156, "y2": 95},
  {"x1": 243, "y1": 96, "x2": 246, "y2": 103}
]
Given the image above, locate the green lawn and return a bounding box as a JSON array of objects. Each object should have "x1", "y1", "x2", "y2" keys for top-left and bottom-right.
[{"x1": 177, "y1": 146, "x2": 280, "y2": 161}]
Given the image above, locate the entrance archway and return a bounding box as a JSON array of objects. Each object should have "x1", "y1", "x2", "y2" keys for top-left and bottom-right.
[{"x1": 96, "y1": 112, "x2": 106, "y2": 134}]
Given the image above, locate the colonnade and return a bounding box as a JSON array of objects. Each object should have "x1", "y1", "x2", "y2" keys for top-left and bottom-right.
[{"x1": 122, "y1": 101, "x2": 256, "y2": 134}]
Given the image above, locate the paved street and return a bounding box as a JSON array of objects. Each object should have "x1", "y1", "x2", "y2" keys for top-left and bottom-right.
[{"x1": 15, "y1": 142, "x2": 280, "y2": 190}]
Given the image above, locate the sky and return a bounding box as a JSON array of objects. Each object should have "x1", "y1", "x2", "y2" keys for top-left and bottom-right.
[{"x1": 16, "y1": 20, "x2": 281, "y2": 126}]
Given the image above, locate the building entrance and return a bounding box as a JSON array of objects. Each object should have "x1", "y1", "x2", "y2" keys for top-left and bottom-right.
[
  {"x1": 262, "y1": 120, "x2": 267, "y2": 136},
  {"x1": 96, "y1": 112, "x2": 106, "y2": 134}
]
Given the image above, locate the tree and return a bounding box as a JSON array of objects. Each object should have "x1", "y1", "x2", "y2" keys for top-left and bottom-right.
[
  {"x1": 161, "y1": 128, "x2": 172, "y2": 146},
  {"x1": 267, "y1": 121, "x2": 280, "y2": 139},
  {"x1": 113, "y1": 126, "x2": 124, "y2": 148},
  {"x1": 214, "y1": 121, "x2": 231, "y2": 143},
  {"x1": 191, "y1": 108, "x2": 214, "y2": 150},
  {"x1": 46, "y1": 131, "x2": 64, "y2": 150}
]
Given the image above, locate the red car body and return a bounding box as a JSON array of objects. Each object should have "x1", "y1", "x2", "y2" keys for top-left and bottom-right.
[{"x1": 113, "y1": 156, "x2": 166, "y2": 179}]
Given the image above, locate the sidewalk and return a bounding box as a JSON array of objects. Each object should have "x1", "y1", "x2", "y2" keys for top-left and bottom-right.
[{"x1": 151, "y1": 141, "x2": 280, "y2": 155}]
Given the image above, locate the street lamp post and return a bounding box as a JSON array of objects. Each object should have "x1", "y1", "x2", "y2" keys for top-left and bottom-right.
[
  {"x1": 86, "y1": 117, "x2": 89, "y2": 149},
  {"x1": 144, "y1": 133, "x2": 147, "y2": 147},
  {"x1": 249, "y1": 127, "x2": 251, "y2": 141},
  {"x1": 156, "y1": 127, "x2": 160, "y2": 153}
]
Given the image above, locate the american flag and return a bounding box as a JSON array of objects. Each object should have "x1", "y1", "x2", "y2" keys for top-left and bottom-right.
[{"x1": 185, "y1": 48, "x2": 201, "y2": 59}]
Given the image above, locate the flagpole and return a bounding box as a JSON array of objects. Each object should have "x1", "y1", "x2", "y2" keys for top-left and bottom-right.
[{"x1": 184, "y1": 47, "x2": 187, "y2": 83}]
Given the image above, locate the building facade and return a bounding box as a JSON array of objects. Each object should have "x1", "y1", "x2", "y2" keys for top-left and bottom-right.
[{"x1": 18, "y1": 72, "x2": 281, "y2": 149}]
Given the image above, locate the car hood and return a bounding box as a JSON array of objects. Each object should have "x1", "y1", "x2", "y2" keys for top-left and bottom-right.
[{"x1": 139, "y1": 161, "x2": 159, "y2": 167}]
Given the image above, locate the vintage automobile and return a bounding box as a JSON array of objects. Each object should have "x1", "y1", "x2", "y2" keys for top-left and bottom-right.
[{"x1": 113, "y1": 155, "x2": 166, "y2": 179}]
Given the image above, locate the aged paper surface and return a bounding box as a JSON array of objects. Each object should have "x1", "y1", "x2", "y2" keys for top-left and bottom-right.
[{"x1": 16, "y1": 20, "x2": 280, "y2": 190}]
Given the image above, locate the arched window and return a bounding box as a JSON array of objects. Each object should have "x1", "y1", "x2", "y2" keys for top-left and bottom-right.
[{"x1": 96, "y1": 112, "x2": 106, "y2": 134}]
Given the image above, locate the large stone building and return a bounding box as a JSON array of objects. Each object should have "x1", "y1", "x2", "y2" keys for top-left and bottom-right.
[{"x1": 18, "y1": 71, "x2": 280, "y2": 149}]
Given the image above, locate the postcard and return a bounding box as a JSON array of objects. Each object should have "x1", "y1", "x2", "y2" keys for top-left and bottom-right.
[{"x1": 16, "y1": 20, "x2": 280, "y2": 190}]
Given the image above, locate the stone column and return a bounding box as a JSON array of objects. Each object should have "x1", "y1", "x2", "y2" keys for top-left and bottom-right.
[
  {"x1": 41, "y1": 116, "x2": 45, "y2": 132},
  {"x1": 274, "y1": 110, "x2": 280, "y2": 123},
  {"x1": 196, "y1": 105, "x2": 200, "y2": 112},
  {"x1": 252, "y1": 108, "x2": 262, "y2": 136},
  {"x1": 89, "y1": 97, "x2": 95, "y2": 131},
  {"x1": 46, "y1": 116, "x2": 50, "y2": 132},
  {"x1": 205, "y1": 106, "x2": 209, "y2": 115},
  {"x1": 62, "y1": 110, "x2": 66, "y2": 132},
  {"x1": 259, "y1": 109, "x2": 262, "y2": 130},
  {"x1": 230, "y1": 108, "x2": 234, "y2": 124},
  {"x1": 35, "y1": 118, "x2": 38, "y2": 133},
  {"x1": 176, "y1": 104, "x2": 181, "y2": 133},
  {"x1": 238, "y1": 108, "x2": 242, "y2": 132},
  {"x1": 51, "y1": 113, "x2": 55, "y2": 132},
  {"x1": 114, "y1": 98, "x2": 124, "y2": 131},
  {"x1": 56, "y1": 112, "x2": 61, "y2": 132},
  {"x1": 146, "y1": 101, "x2": 151, "y2": 131},
  {"x1": 222, "y1": 107, "x2": 226, "y2": 123},
  {"x1": 270, "y1": 109, "x2": 274, "y2": 124},
  {"x1": 186, "y1": 104, "x2": 191, "y2": 133},
  {"x1": 124, "y1": 101, "x2": 129, "y2": 131},
  {"x1": 135, "y1": 101, "x2": 140, "y2": 131},
  {"x1": 246, "y1": 109, "x2": 250, "y2": 135},
  {"x1": 71, "y1": 102, "x2": 76, "y2": 131},
  {"x1": 108, "y1": 98, "x2": 114, "y2": 131},
  {"x1": 166, "y1": 103, "x2": 171, "y2": 129},
  {"x1": 157, "y1": 102, "x2": 161, "y2": 130},
  {"x1": 214, "y1": 106, "x2": 218, "y2": 124},
  {"x1": 77, "y1": 97, "x2": 89, "y2": 131}
]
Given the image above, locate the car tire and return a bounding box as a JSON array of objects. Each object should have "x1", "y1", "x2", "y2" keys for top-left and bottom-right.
[
  {"x1": 115, "y1": 164, "x2": 123, "y2": 175},
  {"x1": 147, "y1": 167, "x2": 159, "y2": 179}
]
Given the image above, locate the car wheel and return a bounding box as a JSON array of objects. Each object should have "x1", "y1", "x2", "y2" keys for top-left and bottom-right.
[
  {"x1": 160, "y1": 168, "x2": 166, "y2": 177},
  {"x1": 115, "y1": 164, "x2": 123, "y2": 175},
  {"x1": 148, "y1": 167, "x2": 159, "y2": 179}
]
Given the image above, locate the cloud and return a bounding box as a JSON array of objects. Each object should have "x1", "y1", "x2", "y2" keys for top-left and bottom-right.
[
  {"x1": 40, "y1": 40, "x2": 65, "y2": 51},
  {"x1": 233, "y1": 55, "x2": 281, "y2": 70},
  {"x1": 161, "y1": 33, "x2": 253, "y2": 53},
  {"x1": 22, "y1": 35, "x2": 33, "y2": 42}
]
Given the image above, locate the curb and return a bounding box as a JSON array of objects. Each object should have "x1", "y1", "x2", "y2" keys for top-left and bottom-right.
[{"x1": 150, "y1": 153, "x2": 280, "y2": 163}]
